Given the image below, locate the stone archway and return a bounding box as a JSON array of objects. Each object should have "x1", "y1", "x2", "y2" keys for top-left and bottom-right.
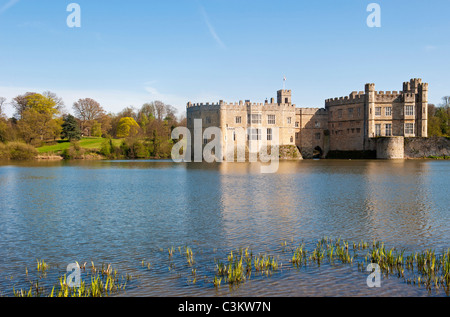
[{"x1": 313, "y1": 146, "x2": 323, "y2": 159}]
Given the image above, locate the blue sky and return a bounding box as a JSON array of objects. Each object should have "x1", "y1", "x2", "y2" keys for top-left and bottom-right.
[{"x1": 0, "y1": 0, "x2": 449, "y2": 117}]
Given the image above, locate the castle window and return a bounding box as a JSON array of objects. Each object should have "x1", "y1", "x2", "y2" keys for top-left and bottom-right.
[
  {"x1": 248, "y1": 128, "x2": 261, "y2": 141},
  {"x1": 357, "y1": 108, "x2": 361, "y2": 117},
  {"x1": 285, "y1": 98, "x2": 289, "y2": 104},
  {"x1": 287, "y1": 117, "x2": 292, "y2": 124},
  {"x1": 267, "y1": 128, "x2": 272, "y2": 141},
  {"x1": 385, "y1": 124, "x2": 392, "y2": 136},
  {"x1": 295, "y1": 122, "x2": 299, "y2": 128},
  {"x1": 338, "y1": 109, "x2": 343, "y2": 118},
  {"x1": 405, "y1": 123, "x2": 414, "y2": 135},
  {"x1": 315, "y1": 133, "x2": 321, "y2": 140},
  {"x1": 295, "y1": 132, "x2": 299, "y2": 139},
  {"x1": 357, "y1": 128, "x2": 361, "y2": 133},
  {"x1": 375, "y1": 107, "x2": 382, "y2": 116},
  {"x1": 236, "y1": 116, "x2": 242, "y2": 124},
  {"x1": 250, "y1": 114, "x2": 262, "y2": 124},
  {"x1": 268, "y1": 115, "x2": 276, "y2": 125},
  {"x1": 348, "y1": 108, "x2": 354, "y2": 118},
  {"x1": 405, "y1": 106, "x2": 414, "y2": 116},
  {"x1": 233, "y1": 131, "x2": 236, "y2": 141},
  {"x1": 315, "y1": 121, "x2": 320, "y2": 128},
  {"x1": 386, "y1": 107, "x2": 392, "y2": 116},
  {"x1": 375, "y1": 124, "x2": 381, "y2": 137}
]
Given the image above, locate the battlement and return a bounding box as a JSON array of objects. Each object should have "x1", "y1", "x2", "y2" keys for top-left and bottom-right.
[
  {"x1": 326, "y1": 79, "x2": 428, "y2": 107},
  {"x1": 187, "y1": 102, "x2": 222, "y2": 109},
  {"x1": 187, "y1": 90, "x2": 296, "y2": 110},
  {"x1": 325, "y1": 92, "x2": 366, "y2": 106},
  {"x1": 187, "y1": 100, "x2": 295, "y2": 110}
]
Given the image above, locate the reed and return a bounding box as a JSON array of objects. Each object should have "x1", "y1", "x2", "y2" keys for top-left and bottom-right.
[{"x1": 36, "y1": 259, "x2": 48, "y2": 272}]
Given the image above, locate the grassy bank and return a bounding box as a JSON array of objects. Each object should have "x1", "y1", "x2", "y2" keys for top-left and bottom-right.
[{"x1": 37, "y1": 138, "x2": 122, "y2": 154}]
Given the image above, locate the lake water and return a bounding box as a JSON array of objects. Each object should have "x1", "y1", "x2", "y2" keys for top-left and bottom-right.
[{"x1": 0, "y1": 159, "x2": 449, "y2": 297}]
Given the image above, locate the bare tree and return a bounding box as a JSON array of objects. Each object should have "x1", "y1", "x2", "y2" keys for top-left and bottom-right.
[
  {"x1": 139, "y1": 103, "x2": 156, "y2": 119},
  {"x1": 73, "y1": 98, "x2": 105, "y2": 136},
  {"x1": 11, "y1": 92, "x2": 37, "y2": 119},
  {"x1": 118, "y1": 106, "x2": 137, "y2": 120},
  {"x1": 43, "y1": 91, "x2": 65, "y2": 113},
  {"x1": 154, "y1": 101, "x2": 166, "y2": 121},
  {"x1": 164, "y1": 104, "x2": 178, "y2": 121},
  {"x1": 0, "y1": 97, "x2": 6, "y2": 115}
]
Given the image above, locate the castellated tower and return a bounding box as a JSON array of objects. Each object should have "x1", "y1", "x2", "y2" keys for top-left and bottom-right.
[
  {"x1": 277, "y1": 90, "x2": 292, "y2": 104},
  {"x1": 186, "y1": 89, "x2": 298, "y2": 161},
  {"x1": 185, "y1": 78, "x2": 429, "y2": 161},
  {"x1": 325, "y1": 78, "x2": 429, "y2": 154}
]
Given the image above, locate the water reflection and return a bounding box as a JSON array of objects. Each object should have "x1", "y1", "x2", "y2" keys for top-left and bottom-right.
[{"x1": 0, "y1": 159, "x2": 448, "y2": 296}]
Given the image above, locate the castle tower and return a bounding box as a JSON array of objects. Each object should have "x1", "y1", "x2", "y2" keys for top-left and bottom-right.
[
  {"x1": 417, "y1": 82, "x2": 428, "y2": 137},
  {"x1": 365, "y1": 83, "x2": 376, "y2": 142},
  {"x1": 277, "y1": 90, "x2": 292, "y2": 104}
]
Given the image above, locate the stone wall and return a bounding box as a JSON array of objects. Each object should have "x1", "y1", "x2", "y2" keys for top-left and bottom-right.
[
  {"x1": 404, "y1": 137, "x2": 450, "y2": 158},
  {"x1": 376, "y1": 137, "x2": 405, "y2": 159}
]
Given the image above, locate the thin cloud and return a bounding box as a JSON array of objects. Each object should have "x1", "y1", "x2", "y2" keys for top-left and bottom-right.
[
  {"x1": 199, "y1": 5, "x2": 225, "y2": 49},
  {"x1": 0, "y1": 0, "x2": 20, "y2": 15},
  {"x1": 424, "y1": 45, "x2": 437, "y2": 52}
]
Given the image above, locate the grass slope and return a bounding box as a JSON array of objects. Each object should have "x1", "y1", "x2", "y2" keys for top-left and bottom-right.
[{"x1": 37, "y1": 138, "x2": 122, "y2": 154}]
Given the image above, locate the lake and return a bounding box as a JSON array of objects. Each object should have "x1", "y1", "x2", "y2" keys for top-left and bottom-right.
[{"x1": 0, "y1": 159, "x2": 449, "y2": 297}]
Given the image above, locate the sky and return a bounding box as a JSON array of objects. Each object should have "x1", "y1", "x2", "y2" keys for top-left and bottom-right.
[{"x1": 0, "y1": 0, "x2": 449, "y2": 117}]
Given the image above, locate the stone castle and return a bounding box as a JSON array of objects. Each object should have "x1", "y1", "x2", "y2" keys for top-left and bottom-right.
[{"x1": 186, "y1": 78, "x2": 428, "y2": 160}]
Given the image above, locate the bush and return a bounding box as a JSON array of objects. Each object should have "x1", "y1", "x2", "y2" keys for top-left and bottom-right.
[
  {"x1": 61, "y1": 141, "x2": 86, "y2": 159},
  {"x1": 5, "y1": 142, "x2": 38, "y2": 160},
  {"x1": 0, "y1": 142, "x2": 8, "y2": 159}
]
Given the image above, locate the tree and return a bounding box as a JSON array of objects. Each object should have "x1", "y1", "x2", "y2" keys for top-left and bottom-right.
[
  {"x1": 43, "y1": 91, "x2": 65, "y2": 113},
  {"x1": 91, "y1": 120, "x2": 102, "y2": 137},
  {"x1": 24, "y1": 93, "x2": 59, "y2": 115},
  {"x1": 61, "y1": 114, "x2": 82, "y2": 141},
  {"x1": 18, "y1": 109, "x2": 59, "y2": 144},
  {"x1": 139, "y1": 103, "x2": 156, "y2": 119},
  {"x1": 0, "y1": 97, "x2": 6, "y2": 115},
  {"x1": 164, "y1": 104, "x2": 178, "y2": 122},
  {"x1": 0, "y1": 117, "x2": 7, "y2": 142},
  {"x1": 154, "y1": 101, "x2": 166, "y2": 121},
  {"x1": 428, "y1": 100, "x2": 450, "y2": 137},
  {"x1": 11, "y1": 92, "x2": 37, "y2": 119},
  {"x1": 73, "y1": 98, "x2": 105, "y2": 136},
  {"x1": 116, "y1": 117, "x2": 140, "y2": 138}
]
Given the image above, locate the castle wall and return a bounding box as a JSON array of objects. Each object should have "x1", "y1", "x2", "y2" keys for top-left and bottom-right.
[
  {"x1": 186, "y1": 79, "x2": 430, "y2": 161},
  {"x1": 296, "y1": 108, "x2": 328, "y2": 158},
  {"x1": 404, "y1": 137, "x2": 450, "y2": 158},
  {"x1": 376, "y1": 137, "x2": 405, "y2": 159}
]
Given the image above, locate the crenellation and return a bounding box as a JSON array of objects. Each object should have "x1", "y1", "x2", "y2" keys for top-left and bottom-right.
[{"x1": 187, "y1": 78, "x2": 428, "y2": 160}]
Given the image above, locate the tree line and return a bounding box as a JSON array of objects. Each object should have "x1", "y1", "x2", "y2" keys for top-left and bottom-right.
[
  {"x1": 0, "y1": 91, "x2": 186, "y2": 159},
  {"x1": 428, "y1": 97, "x2": 450, "y2": 137}
]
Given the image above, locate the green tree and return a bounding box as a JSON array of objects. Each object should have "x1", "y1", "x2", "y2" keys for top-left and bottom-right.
[
  {"x1": 116, "y1": 117, "x2": 140, "y2": 138},
  {"x1": 18, "y1": 109, "x2": 59, "y2": 144},
  {"x1": 61, "y1": 114, "x2": 82, "y2": 141},
  {"x1": 24, "y1": 93, "x2": 59, "y2": 115},
  {"x1": 91, "y1": 120, "x2": 103, "y2": 137}
]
